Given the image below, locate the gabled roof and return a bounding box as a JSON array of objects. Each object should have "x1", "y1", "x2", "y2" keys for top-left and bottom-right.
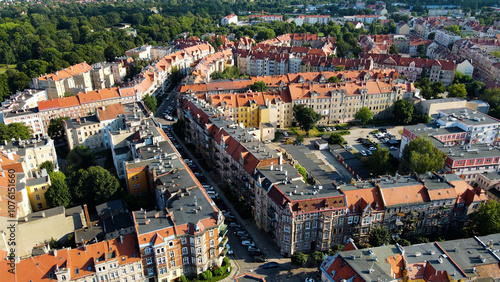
[{"x1": 16, "y1": 248, "x2": 70, "y2": 281}]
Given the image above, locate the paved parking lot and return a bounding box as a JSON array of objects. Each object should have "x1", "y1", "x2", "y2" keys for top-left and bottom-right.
[{"x1": 341, "y1": 125, "x2": 403, "y2": 158}]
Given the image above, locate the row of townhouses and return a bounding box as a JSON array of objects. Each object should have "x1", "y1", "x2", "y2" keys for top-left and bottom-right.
[
  {"x1": 180, "y1": 94, "x2": 487, "y2": 257},
  {"x1": 0, "y1": 103, "x2": 227, "y2": 282},
  {"x1": 180, "y1": 69, "x2": 416, "y2": 126},
  {"x1": 320, "y1": 234, "x2": 500, "y2": 281},
  {"x1": 0, "y1": 42, "x2": 215, "y2": 138}
]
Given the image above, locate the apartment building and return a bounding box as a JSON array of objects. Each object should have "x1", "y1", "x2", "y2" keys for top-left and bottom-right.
[
  {"x1": 248, "y1": 15, "x2": 283, "y2": 22},
  {"x1": 321, "y1": 234, "x2": 500, "y2": 281},
  {"x1": 0, "y1": 137, "x2": 58, "y2": 177},
  {"x1": 396, "y1": 21, "x2": 410, "y2": 35},
  {"x1": 64, "y1": 103, "x2": 127, "y2": 152},
  {"x1": 401, "y1": 108, "x2": 500, "y2": 174},
  {"x1": 9, "y1": 233, "x2": 143, "y2": 282},
  {"x1": 91, "y1": 62, "x2": 115, "y2": 90},
  {"x1": 32, "y1": 62, "x2": 94, "y2": 99},
  {"x1": 294, "y1": 15, "x2": 331, "y2": 26},
  {"x1": 25, "y1": 169, "x2": 51, "y2": 211},
  {"x1": 190, "y1": 49, "x2": 234, "y2": 82},
  {"x1": 0, "y1": 89, "x2": 47, "y2": 138},
  {"x1": 453, "y1": 39, "x2": 500, "y2": 84},
  {"x1": 221, "y1": 14, "x2": 238, "y2": 25},
  {"x1": 434, "y1": 29, "x2": 462, "y2": 47},
  {"x1": 361, "y1": 53, "x2": 456, "y2": 85}
]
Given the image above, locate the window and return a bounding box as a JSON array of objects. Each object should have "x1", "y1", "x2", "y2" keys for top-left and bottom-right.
[
  {"x1": 197, "y1": 247, "x2": 202, "y2": 255},
  {"x1": 284, "y1": 226, "x2": 290, "y2": 233},
  {"x1": 170, "y1": 261, "x2": 176, "y2": 268},
  {"x1": 169, "y1": 251, "x2": 175, "y2": 257},
  {"x1": 130, "y1": 266, "x2": 134, "y2": 272},
  {"x1": 182, "y1": 247, "x2": 188, "y2": 255},
  {"x1": 181, "y1": 237, "x2": 187, "y2": 245},
  {"x1": 183, "y1": 257, "x2": 189, "y2": 264},
  {"x1": 137, "y1": 183, "x2": 140, "y2": 188},
  {"x1": 305, "y1": 222, "x2": 311, "y2": 229},
  {"x1": 196, "y1": 238, "x2": 201, "y2": 245},
  {"x1": 38, "y1": 203, "x2": 43, "y2": 209},
  {"x1": 198, "y1": 257, "x2": 203, "y2": 264},
  {"x1": 145, "y1": 247, "x2": 151, "y2": 254},
  {"x1": 36, "y1": 194, "x2": 40, "y2": 200},
  {"x1": 146, "y1": 257, "x2": 153, "y2": 265},
  {"x1": 209, "y1": 230, "x2": 214, "y2": 237},
  {"x1": 148, "y1": 268, "x2": 154, "y2": 275},
  {"x1": 157, "y1": 257, "x2": 166, "y2": 264},
  {"x1": 75, "y1": 269, "x2": 79, "y2": 274}
]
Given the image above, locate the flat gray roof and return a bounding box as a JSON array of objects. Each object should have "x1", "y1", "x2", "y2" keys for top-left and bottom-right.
[{"x1": 438, "y1": 108, "x2": 500, "y2": 126}]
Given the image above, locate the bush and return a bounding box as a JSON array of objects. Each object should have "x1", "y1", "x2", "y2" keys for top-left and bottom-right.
[
  {"x1": 179, "y1": 275, "x2": 188, "y2": 282},
  {"x1": 223, "y1": 256, "x2": 230, "y2": 266},
  {"x1": 200, "y1": 270, "x2": 212, "y2": 280},
  {"x1": 295, "y1": 164, "x2": 307, "y2": 182},
  {"x1": 291, "y1": 252, "x2": 307, "y2": 266},
  {"x1": 213, "y1": 267, "x2": 224, "y2": 276},
  {"x1": 311, "y1": 251, "x2": 325, "y2": 265},
  {"x1": 297, "y1": 135, "x2": 305, "y2": 143}
]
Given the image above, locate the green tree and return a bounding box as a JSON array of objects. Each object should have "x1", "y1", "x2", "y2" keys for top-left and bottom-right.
[
  {"x1": 291, "y1": 252, "x2": 307, "y2": 266},
  {"x1": 466, "y1": 200, "x2": 500, "y2": 236},
  {"x1": 427, "y1": 32, "x2": 435, "y2": 40},
  {"x1": 69, "y1": 166, "x2": 120, "y2": 206},
  {"x1": 355, "y1": 107, "x2": 374, "y2": 125},
  {"x1": 67, "y1": 145, "x2": 95, "y2": 172},
  {"x1": 39, "y1": 160, "x2": 55, "y2": 174},
  {"x1": 431, "y1": 81, "x2": 445, "y2": 96},
  {"x1": 466, "y1": 81, "x2": 485, "y2": 97},
  {"x1": 200, "y1": 269, "x2": 213, "y2": 280},
  {"x1": 179, "y1": 275, "x2": 188, "y2": 282},
  {"x1": 293, "y1": 104, "x2": 322, "y2": 136},
  {"x1": 444, "y1": 25, "x2": 461, "y2": 35},
  {"x1": 402, "y1": 137, "x2": 446, "y2": 174},
  {"x1": 368, "y1": 227, "x2": 390, "y2": 247},
  {"x1": 310, "y1": 251, "x2": 324, "y2": 266},
  {"x1": 170, "y1": 66, "x2": 182, "y2": 85},
  {"x1": 327, "y1": 76, "x2": 340, "y2": 83},
  {"x1": 389, "y1": 44, "x2": 398, "y2": 55},
  {"x1": 47, "y1": 117, "x2": 69, "y2": 143},
  {"x1": 369, "y1": 144, "x2": 390, "y2": 176},
  {"x1": 327, "y1": 133, "x2": 344, "y2": 145},
  {"x1": 210, "y1": 71, "x2": 224, "y2": 80},
  {"x1": 142, "y1": 94, "x2": 157, "y2": 114},
  {"x1": 0, "y1": 123, "x2": 33, "y2": 143},
  {"x1": 45, "y1": 171, "x2": 71, "y2": 208},
  {"x1": 393, "y1": 99, "x2": 414, "y2": 125},
  {"x1": 454, "y1": 71, "x2": 473, "y2": 84},
  {"x1": 448, "y1": 83, "x2": 467, "y2": 98},
  {"x1": 491, "y1": 50, "x2": 500, "y2": 58},
  {"x1": 249, "y1": 81, "x2": 268, "y2": 92},
  {"x1": 256, "y1": 29, "x2": 275, "y2": 41},
  {"x1": 417, "y1": 44, "x2": 426, "y2": 57}
]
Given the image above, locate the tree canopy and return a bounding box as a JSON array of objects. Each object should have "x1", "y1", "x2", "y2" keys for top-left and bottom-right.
[
  {"x1": 368, "y1": 227, "x2": 390, "y2": 247},
  {"x1": 249, "y1": 81, "x2": 268, "y2": 92},
  {"x1": 402, "y1": 137, "x2": 446, "y2": 174},
  {"x1": 293, "y1": 104, "x2": 322, "y2": 136},
  {"x1": 143, "y1": 94, "x2": 157, "y2": 114},
  {"x1": 45, "y1": 171, "x2": 71, "y2": 208},
  {"x1": 466, "y1": 200, "x2": 500, "y2": 236},
  {"x1": 68, "y1": 166, "x2": 120, "y2": 207},
  {"x1": 393, "y1": 99, "x2": 414, "y2": 125},
  {"x1": 369, "y1": 144, "x2": 390, "y2": 176},
  {"x1": 48, "y1": 117, "x2": 69, "y2": 143},
  {"x1": 0, "y1": 122, "x2": 33, "y2": 143},
  {"x1": 39, "y1": 160, "x2": 55, "y2": 174},
  {"x1": 327, "y1": 133, "x2": 344, "y2": 145},
  {"x1": 355, "y1": 107, "x2": 373, "y2": 125},
  {"x1": 447, "y1": 83, "x2": 467, "y2": 98},
  {"x1": 291, "y1": 252, "x2": 307, "y2": 266},
  {"x1": 67, "y1": 145, "x2": 96, "y2": 172}
]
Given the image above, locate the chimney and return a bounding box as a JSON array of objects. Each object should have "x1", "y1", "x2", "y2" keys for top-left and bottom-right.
[{"x1": 83, "y1": 204, "x2": 91, "y2": 228}]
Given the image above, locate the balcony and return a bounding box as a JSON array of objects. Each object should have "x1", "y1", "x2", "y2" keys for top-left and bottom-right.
[
  {"x1": 219, "y1": 224, "x2": 228, "y2": 237},
  {"x1": 219, "y1": 236, "x2": 228, "y2": 247}
]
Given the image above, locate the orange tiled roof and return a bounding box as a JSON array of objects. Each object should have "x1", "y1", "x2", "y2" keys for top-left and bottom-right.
[
  {"x1": 97, "y1": 103, "x2": 125, "y2": 121},
  {"x1": 37, "y1": 62, "x2": 92, "y2": 81},
  {"x1": 17, "y1": 248, "x2": 70, "y2": 281}
]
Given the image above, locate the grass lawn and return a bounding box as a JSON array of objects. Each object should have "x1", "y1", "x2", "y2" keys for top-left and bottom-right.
[
  {"x1": 0, "y1": 64, "x2": 16, "y2": 73},
  {"x1": 318, "y1": 32, "x2": 325, "y2": 37},
  {"x1": 289, "y1": 127, "x2": 350, "y2": 138}
]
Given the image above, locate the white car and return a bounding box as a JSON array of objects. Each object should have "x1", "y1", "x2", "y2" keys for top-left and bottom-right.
[
  {"x1": 283, "y1": 132, "x2": 289, "y2": 137},
  {"x1": 241, "y1": 240, "x2": 255, "y2": 246},
  {"x1": 360, "y1": 150, "x2": 367, "y2": 156}
]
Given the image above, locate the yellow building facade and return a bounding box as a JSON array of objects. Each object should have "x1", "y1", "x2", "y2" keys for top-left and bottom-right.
[
  {"x1": 26, "y1": 175, "x2": 51, "y2": 211},
  {"x1": 125, "y1": 165, "x2": 150, "y2": 197},
  {"x1": 237, "y1": 102, "x2": 261, "y2": 128}
]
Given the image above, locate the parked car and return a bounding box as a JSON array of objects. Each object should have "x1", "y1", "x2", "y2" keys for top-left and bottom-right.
[
  {"x1": 379, "y1": 128, "x2": 388, "y2": 133},
  {"x1": 226, "y1": 244, "x2": 233, "y2": 255},
  {"x1": 239, "y1": 236, "x2": 251, "y2": 242},
  {"x1": 229, "y1": 222, "x2": 241, "y2": 228},
  {"x1": 390, "y1": 146, "x2": 398, "y2": 151},
  {"x1": 241, "y1": 240, "x2": 255, "y2": 246},
  {"x1": 236, "y1": 231, "x2": 248, "y2": 237},
  {"x1": 344, "y1": 145, "x2": 353, "y2": 150},
  {"x1": 249, "y1": 250, "x2": 264, "y2": 257},
  {"x1": 360, "y1": 150, "x2": 367, "y2": 156},
  {"x1": 248, "y1": 246, "x2": 260, "y2": 252},
  {"x1": 262, "y1": 262, "x2": 280, "y2": 269},
  {"x1": 253, "y1": 256, "x2": 267, "y2": 262},
  {"x1": 369, "y1": 146, "x2": 377, "y2": 151},
  {"x1": 367, "y1": 150, "x2": 373, "y2": 156},
  {"x1": 283, "y1": 132, "x2": 289, "y2": 137}
]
